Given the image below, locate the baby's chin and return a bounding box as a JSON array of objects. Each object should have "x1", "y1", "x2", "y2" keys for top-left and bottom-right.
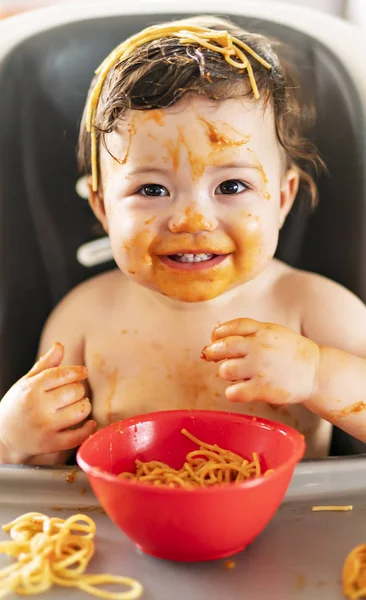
[
  {"x1": 152, "y1": 278, "x2": 256, "y2": 303},
  {"x1": 118, "y1": 258, "x2": 271, "y2": 303},
  {"x1": 122, "y1": 274, "x2": 228, "y2": 303}
]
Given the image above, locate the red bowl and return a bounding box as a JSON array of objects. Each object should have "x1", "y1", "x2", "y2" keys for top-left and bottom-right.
[{"x1": 77, "y1": 410, "x2": 305, "y2": 562}]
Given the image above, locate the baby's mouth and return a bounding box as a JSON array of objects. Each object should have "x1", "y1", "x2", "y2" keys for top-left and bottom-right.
[
  {"x1": 168, "y1": 253, "x2": 216, "y2": 263},
  {"x1": 157, "y1": 251, "x2": 230, "y2": 272}
]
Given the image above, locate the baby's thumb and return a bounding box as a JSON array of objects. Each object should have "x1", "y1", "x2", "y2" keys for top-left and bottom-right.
[{"x1": 25, "y1": 343, "x2": 64, "y2": 378}]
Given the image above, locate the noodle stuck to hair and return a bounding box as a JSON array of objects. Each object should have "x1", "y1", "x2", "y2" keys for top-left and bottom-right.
[
  {"x1": 78, "y1": 16, "x2": 324, "y2": 209},
  {"x1": 0, "y1": 513, "x2": 143, "y2": 599},
  {"x1": 343, "y1": 544, "x2": 366, "y2": 599},
  {"x1": 86, "y1": 22, "x2": 271, "y2": 191},
  {"x1": 119, "y1": 429, "x2": 270, "y2": 488}
]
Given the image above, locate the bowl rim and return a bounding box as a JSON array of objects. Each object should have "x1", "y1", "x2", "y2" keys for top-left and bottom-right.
[{"x1": 77, "y1": 410, "x2": 306, "y2": 495}]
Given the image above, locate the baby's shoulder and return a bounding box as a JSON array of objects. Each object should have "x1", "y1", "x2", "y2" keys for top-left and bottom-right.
[
  {"x1": 274, "y1": 263, "x2": 366, "y2": 352},
  {"x1": 39, "y1": 269, "x2": 125, "y2": 355},
  {"x1": 48, "y1": 269, "x2": 124, "y2": 324},
  {"x1": 277, "y1": 266, "x2": 360, "y2": 307}
]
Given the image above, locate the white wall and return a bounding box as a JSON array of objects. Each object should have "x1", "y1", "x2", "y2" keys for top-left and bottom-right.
[
  {"x1": 346, "y1": 0, "x2": 366, "y2": 26},
  {"x1": 253, "y1": 0, "x2": 345, "y2": 16},
  {"x1": 0, "y1": 0, "x2": 357, "y2": 21},
  {"x1": 0, "y1": 0, "x2": 347, "y2": 15}
]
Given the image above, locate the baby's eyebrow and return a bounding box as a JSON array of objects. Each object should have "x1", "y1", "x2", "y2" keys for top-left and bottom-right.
[
  {"x1": 210, "y1": 161, "x2": 262, "y2": 171},
  {"x1": 125, "y1": 162, "x2": 260, "y2": 177},
  {"x1": 125, "y1": 166, "x2": 171, "y2": 177}
]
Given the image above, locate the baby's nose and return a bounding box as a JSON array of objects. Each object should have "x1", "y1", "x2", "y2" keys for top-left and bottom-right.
[{"x1": 169, "y1": 203, "x2": 218, "y2": 234}]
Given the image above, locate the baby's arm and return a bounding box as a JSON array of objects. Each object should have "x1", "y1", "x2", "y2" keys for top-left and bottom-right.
[
  {"x1": 300, "y1": 273, "x2": 366, "y2": 441},
  {"x1": 203, "y1": 274, "x2": 366, "y2": 442},
  {"x1": 0, "y1": 285, "x2": 95, "y2": 465}
]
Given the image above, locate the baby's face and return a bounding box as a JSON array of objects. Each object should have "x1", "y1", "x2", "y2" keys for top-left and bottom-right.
[{"x1": 92, "y1": 95, "x2": 298, "y2": 302}]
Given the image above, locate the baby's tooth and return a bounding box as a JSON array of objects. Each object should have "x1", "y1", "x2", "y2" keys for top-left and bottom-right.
[{"x1": 172, "y1": 252, "x2": 214, "y2": 263}]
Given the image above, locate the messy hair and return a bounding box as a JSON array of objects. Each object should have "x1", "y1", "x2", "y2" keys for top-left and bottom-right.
[{"x1": 78, "y1": 15, "x2": 324, "y2": 206}]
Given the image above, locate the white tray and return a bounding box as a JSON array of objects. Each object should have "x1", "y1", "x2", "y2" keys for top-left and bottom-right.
[{"x1": 1, "y1": 457, "x2": 366, "y2": 599}]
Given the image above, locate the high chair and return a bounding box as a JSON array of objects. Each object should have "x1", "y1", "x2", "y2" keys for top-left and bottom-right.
[{"x1": 0, "y1": 1, "x2": 364, "y2": 456}]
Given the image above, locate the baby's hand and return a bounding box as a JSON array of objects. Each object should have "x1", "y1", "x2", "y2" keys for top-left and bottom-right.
[
  {"x1": 202, "y1": 318, "x2": 320, "y2": 405},
  {"x1": 0, "y1": 343, "x2": 96, "y2": 464}
]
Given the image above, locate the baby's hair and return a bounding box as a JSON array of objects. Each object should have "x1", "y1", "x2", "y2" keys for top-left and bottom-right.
[{"x1": 78, "y1": 15, "x2": 324, "y2": 206}]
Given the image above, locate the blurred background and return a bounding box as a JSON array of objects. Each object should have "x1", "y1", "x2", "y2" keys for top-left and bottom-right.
[{"x1": 0, "y1": 0, "x2": 365, "y2": 26}]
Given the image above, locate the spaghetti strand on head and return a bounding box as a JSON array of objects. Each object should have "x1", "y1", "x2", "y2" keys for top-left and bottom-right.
[
  {"x1": 85, "y1": 23, "x2": 271, "y2": 191},
  {"x1": 118, "y1": 429, "x2": 270, "y2": 488}
]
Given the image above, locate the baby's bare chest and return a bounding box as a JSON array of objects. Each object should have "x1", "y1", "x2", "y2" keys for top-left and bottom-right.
[
  {"x1": 85, "y1": 325, "x2": 225, "y2": 423},
  {"x1": 84, "y1": 322, "x2": 330, "y2": 459}
]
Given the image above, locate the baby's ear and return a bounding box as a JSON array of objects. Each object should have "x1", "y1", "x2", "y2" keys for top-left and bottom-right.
[
  {"x1": 279, "y1": 167, "x2": 299, "y2": 228},
  {"x1": 87, "y1": 176, "x2": 109, "y2": 233}
]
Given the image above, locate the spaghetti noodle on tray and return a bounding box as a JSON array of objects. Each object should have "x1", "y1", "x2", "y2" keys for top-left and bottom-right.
[{"x1": 0, "y1": 513, "x2": 143, "y2": 599}]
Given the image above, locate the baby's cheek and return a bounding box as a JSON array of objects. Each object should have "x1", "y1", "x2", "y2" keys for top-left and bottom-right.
[
  {"x1": 109, "y1": 225, "x2": 154, "y2": 277},
  {"x1": 129, "y1": 230, "x2": 154, "y2": 266},
  {"x1": 232, "y1": 215, "x2": 278, "y2": 277}
]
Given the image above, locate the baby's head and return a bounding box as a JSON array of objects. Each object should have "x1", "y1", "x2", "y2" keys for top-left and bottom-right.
[{"x1": 78, "y1": 16, "x2": 322, "y2": 302}]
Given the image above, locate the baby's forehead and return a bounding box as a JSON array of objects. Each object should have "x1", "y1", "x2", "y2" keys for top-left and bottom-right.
[
  {"x1": 108, "y1": 96, "x2": 275, "y2": 150},
  {"x1": 98, "y1": 96, "x2": 282, "y2": 182}
]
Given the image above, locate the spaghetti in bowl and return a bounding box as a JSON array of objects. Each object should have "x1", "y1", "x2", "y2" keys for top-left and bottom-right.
[{"x1": 77, "y1": 410, "x2": 305, "y2": 562}]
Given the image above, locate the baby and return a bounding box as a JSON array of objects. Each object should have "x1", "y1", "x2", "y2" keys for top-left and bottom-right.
[{"x1": 1, "y1": 16, "x2": 366, "y2": 466}]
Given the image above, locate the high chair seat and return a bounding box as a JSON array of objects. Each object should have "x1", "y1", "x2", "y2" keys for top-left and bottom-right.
[{"x1": 0, "y1": 1, "x2": 364, "y2": 456}]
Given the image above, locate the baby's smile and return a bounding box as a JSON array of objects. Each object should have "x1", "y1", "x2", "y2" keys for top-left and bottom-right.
[{"x1": 158, "y1": 252, "x2": 229, "y2": 271}]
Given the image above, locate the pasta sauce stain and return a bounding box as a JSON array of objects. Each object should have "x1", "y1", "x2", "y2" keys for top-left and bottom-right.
[
  {"x1": 164, "y1": 118, "x2": 251, "y2": 182},
  {"x1": 163, "y1": 137, "x2": 182, "y2": 172},
  {"x1": 257, "y1": 161, "x2": 268, "y2": 184},
  {"x1": 128, "y1": 230, "x2": 153, "y2": 266},
  {"x1": 198, "y1": 116, "x2": 251, "y2": 148},
  {"x1": 330, "y1": 401, "x2": 366, "y2": 419},
  {"x1": 170, "y1": 204, "x2": 215, "y2": 234},
  {"x1": 246, "y1": 148, "x2": 270, "y2": 199},
  {"x1": 121, "y1": 124, "x2": 137, "y2": 165},
  {"x1": 104, "y1": 368, "x2": 118, "y2": 424},
  {"x1": 66, "y1": 470, "x2": 77, "y2": 484},
  {"x1": 224, "y1": 560, "x2": 236, "y2": 570},
  {"x1": 92, "y1": 353, "x2": 119, "y2": 424},
  {"x1": 177, "y1": 127, "x2": 206, "y2": 181},
  {"x1": 295, "y1": 574, "x2": 306, "y2": 590},
  {"x1": 164, "y1": 127, "x2": 205, "y2": 180},
  {"x1": 143, "y1": 109, "x2": 164, "y2": 126}
]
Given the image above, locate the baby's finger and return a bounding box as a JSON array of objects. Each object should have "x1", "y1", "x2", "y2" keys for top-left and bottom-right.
[
  {"x1": 48, "y1": 382, "x2": 86, "y2": 410},
  {"x1": 55, "y1": 419, "x2": 97, "y2": 452},
  {"x1": 211, "y1": 318, "x2": 263, "y2": 341},
  {"x1": 219, "y1": 358, "x2": 255, "y2": 382},
  {"x1": 202, "y1": 336, "x2": 251, "y2": 362},
  {"x1": 25, "y1": 343, "x2": 64, "y2": 378},
  {"x1": 56, "y1": 398, "x2": 92, "y2": 430},
  {"x1": 34, "y1": 365, "x2": 88, "y2": 391},
  {"x1": 225, "y1": 380, "x2": 263, "y2": 403},
  {"x1": 226, "y1": 380, "x2": 291, "y2": 404}
]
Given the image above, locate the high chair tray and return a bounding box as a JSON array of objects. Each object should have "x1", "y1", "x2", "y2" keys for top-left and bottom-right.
[{"x1": 0, "y1": 457, "x2": 365, "y2": 599}]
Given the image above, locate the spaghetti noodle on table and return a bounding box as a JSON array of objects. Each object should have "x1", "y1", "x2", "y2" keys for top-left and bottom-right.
[
  {"x1": 0, "y1": 512, "x2": 143, "y2": 599},
  {"x1": 119, "y1": 428, "x2": 270, "y2": 488}
]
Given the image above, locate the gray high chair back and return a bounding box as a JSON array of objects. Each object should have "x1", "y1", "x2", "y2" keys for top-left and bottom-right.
[{"x1": 0, "y1": 2, "x2": 365, "y2": 457}]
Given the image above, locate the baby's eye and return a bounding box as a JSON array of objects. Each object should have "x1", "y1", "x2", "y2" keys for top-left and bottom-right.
[
  {"x1": 137, "y1": 184, "x2": 169, "y2": 197},
  {"x1": 215, "y1": 180, "x2": 248, "y2": 195}
]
